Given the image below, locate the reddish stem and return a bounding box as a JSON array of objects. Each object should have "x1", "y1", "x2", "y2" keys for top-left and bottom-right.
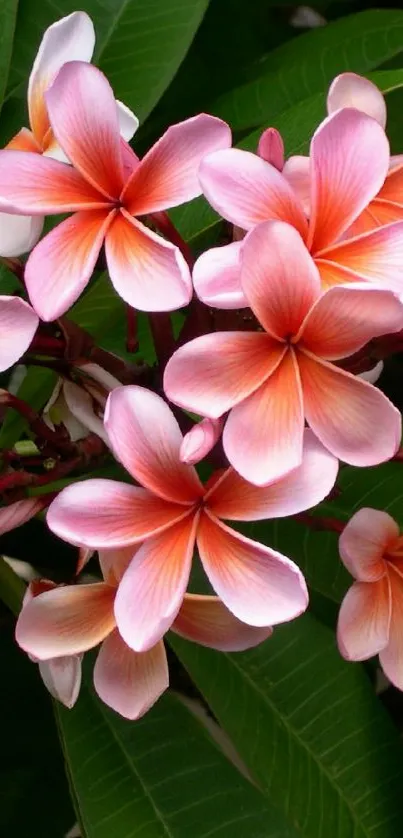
[
  {"x1": 149, "y1": 313, "x2": 176, "y2": 370},
  {"x1": 0, "y1": 390, "x2": 75, "y2": 457},
  {"x1": 294, "y1": 512, "x2": 345, "y2": 534},
  {"x1": 126, "y1": 305, "x2": 139, "y2": 353},
  {"x1": 151, "y1": 212, "x2": 195, "y2": 268}
]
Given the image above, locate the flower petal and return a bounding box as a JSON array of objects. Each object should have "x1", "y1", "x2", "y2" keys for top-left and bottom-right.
[
  {"x1": 47, "y1": 479, "x2": 191, "y2": 548},
  {"x1": 172, "y1": 593, "x2": 272, "y2": 650},
  {"x1": 0, "y1": 296, "x2": 38, "y2": 371},
  {"x1": 116, "y1": 100, "x2": 139, "y2": 142},
  {"x1": 223, "y1": 350, "x2": 304, "y2": 485},
  {"x1": 0, "y1": 212, "x2": 43, "y2": 257},
  {"x1": 28, "y1": 12, "x2": 95, "y2": 146},
  {"x1": 39, "y1": 655, "x2": 82, "y2": 708},
  {"x1": 105, "y1": 211, "x2": 192, "y2": 312},
  {"x1": 299, "y1": 351, "x2": 401, "y2": 465},
  {"x1": 99, "y1": 546, "x2": 138, "y2": 586},
  {"x1": 282, "y1": 155, "x2": 311, "y2": 214},
  {"x1": 25, "y1": 210, "x2": 114, "y2": 321},
  {"x1": 197, "y1": 512, "x2": 308, "y2": 626},
  {"x1": 257, "y1": 127, "x2": 284, "y2": 169},
  {"x1": 208, "y1": 428, "x2": 338, "y2": 519},
  {"x1": 199, "y1": 148, "x2": 308, "y2": 236},
  {"x1": 327, "y1": 73, "x2": 387, "y2": 127},
  {"x1": 337, "y1": 578, "x2": 391, "y2": 661},
  {"x1": 105, "y1": 386, "x2": 203, "y2": 504},
  {"x1": 5, "y1": 128, "x2": 41, "y2": 152},
  {"x1": 164, "y1": 331, "x2": 285, "y2": 419},
  {"x1": 46, "y1": 61, "x2": 124, "y2": 198},
  {"x1": 180, "y1": 417, "x2": 224, "y2": 465},
  {"x1": 63, "y1": 380, "x2": 108, "y2": 443},
  {"x1": 308, "y1": 109, "x2": 390, "y2": 252},
  {"x1": 0, "y1": 151, "x2": 108, "y2": 214},
  {"x1": 114, "y1": 515, "x2": 197, "y2": 652},
  {"x1": 0, "y1": 496, "x2": 45, "y2": 535},
  {"x1": 94, "y1": 631, "x2": 168, "y2": 719},
  {"x1": 379, "y1": 567, "x2": 403, "y2": 689},
  {"x1": 315, "y1": 221, "x2": 403, "y2": 293},
  {"x1": 15, "y1": 583, "x2": 115, "y2": 659},
  {"x1": 241, "y1": 220, "x2": 321, "y2": 339},
  {"x1": 300, "y1": 285, "x2": 403, "y2": 360},
  {"x1": 193, "y1": 241, "x2": 247, "y2": 309},
  {"x1": 123, "y1": 114, "x2": 231, "y2": 214},
  {"x1": 339, "y1": 507, "x2": 398, "y2": 581}
]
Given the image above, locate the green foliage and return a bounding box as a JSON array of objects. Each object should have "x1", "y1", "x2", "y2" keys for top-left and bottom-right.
[{"x1": 0, "y1": 0, "x2": 18, "y2": 111}]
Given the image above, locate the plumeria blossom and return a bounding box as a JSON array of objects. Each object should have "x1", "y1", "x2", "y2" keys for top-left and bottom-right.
[
  {"x1": 0, "y1": 12, "x2": 138, "y2": 258},
  {"x1": 44, "y1": 363, "x2": 120, "y2": 445},
  {"x1": 0, "y1": 60, "x2": 231, "y2": 321},
  {"x1": 0, "y1": 296, "x2": 38, "y2": 372},
  {"x1": 165, "y1": 221, "x2": 403, "y2": 485},
  {"x1": 194, "y1": 107, "x2": 403, "y2": 309},
  {"x1": 337, "y1": 508, "x2": 403, "y2": 691},
  {"x1": 46, "y1": 385, "x2": 339, "y2": 652},
  {"x1": 16, "y1": 545, "x2": 273, "y2": 719}
]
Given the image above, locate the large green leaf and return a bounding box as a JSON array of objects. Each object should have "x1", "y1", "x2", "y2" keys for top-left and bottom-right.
[
  {"x1": 209, "y1": 9, "x2": 403, "y2": 130},
  {"x1": 57, "y1": 681, "x2": 292, "y2": 838},
  {"x1": 171, "y1": 613, "x2": 403, "y2": 838},
  {"x1": 0, "y1": 0, "x2": 17, "y2": 110}
]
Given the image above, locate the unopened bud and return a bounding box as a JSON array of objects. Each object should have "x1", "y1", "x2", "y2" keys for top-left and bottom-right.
[
  {"x1": 257, "y1": 128, "x2": 284, "y2": 170},
  {"x1": 180, "y1": 417, "x2": 224, "y2": 465}
]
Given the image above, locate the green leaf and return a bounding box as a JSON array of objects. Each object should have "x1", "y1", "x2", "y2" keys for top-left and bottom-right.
[
  {"x1": 0, "y1": 366, "x2": 57, "y2": 450},
  {"x1": 0, "y1": 0, "x2": 17, "y2": 110},
  {"x1": 209, "y1": 9, "x2": 403, "y2": 131},
  {"x1": 171, "y1": 613, "x2": 403, "y2": 838},
  {"x1": 56, "y1": 682, "x2": 291, "y2": 838},
  {"x1": 0, "y1": 622, "x2": 74, "y2": 837}
]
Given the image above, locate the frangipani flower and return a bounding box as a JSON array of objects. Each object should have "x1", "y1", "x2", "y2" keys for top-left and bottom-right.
[
  {"x1": 194, "y1": 108, "x2": 403, "y2": 309},
  {"x1": 165, "y1": 221, "x2": 403, "y2": 485},
  {"x1": 0, "y1": 296, "x2": 38, "y2": 372},
  {"x1": 337, "y1": 507, "x2": 403, "y2": 690},
  {"x1": 16, "y1": 546, "x2": 273, "y2": 719},
  {"x1": 47, "y1": 385, "x2": 339, "y2": 652},
  {"x1": 0, "y1": 60, "x2": 230, "y2": 321},
  {"x1": 0, "y1": 12, "x2": 138, "y2": 258},
  {"x1": 326, "y1": 73, "x2": 403, "y2": 235}
]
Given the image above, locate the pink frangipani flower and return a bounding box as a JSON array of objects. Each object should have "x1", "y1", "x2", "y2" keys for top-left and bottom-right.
[
  {"x1": 0, "y1": 61, "x2": 231, "y2": 320},
  {"x1": 46, "y1": 385, "x2": 339, "y2": 652},
  {"x1": 0, "y1": 12, "x2": 138, "y2": 258},
  {"x1": 337, "y1": 507, "x2": 403, "y2": 690},
  {"x1": 16, "y1": 546, "x2": 272, "y2": 719},
  {"x1": 194, "y1": 108, "x2": 403, "y2": 309},
  {"x1": 165, "y1": 221, "x2": 403, "y2": 485},
  {"x1": 0, "y1": 296, "x2": 38, "y2": 372}
]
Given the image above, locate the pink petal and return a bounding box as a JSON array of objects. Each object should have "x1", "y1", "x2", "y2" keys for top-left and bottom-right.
[
  {"x1": 299, "y1": 351, "x2": 401, "y2": 465},
  {"x1": 199, "y1": 148, "x2": 308, "y2": 237},
  {"x1": 379, "y1": 567, "x2": 403, "y2": 689},
  {"x1": 94, "y1": 631, "x2": 168, "y2": 719},
  {"x1": 377, "y1": 164, "x2": 403, "y2": 204},
  {"x1": 25, "y1": 210, "x2": 114, "y2": 321},
  {"x1": 172, "y1": 593, "x2": 273, "y2": 651},
  {"x1": 0, "y1": 496, "x2": 45, "y2": 535},
  {"x1": 197, "y1": 511, "x2": 308, "y2": 626},
  {"x1": 308, "y1": 109, "x2": 390, "y2": 253},
  {"x1": 180, "y1": 417, "x2": 224, "y2": 465},
  {"x1": 300, "y1": 285, "x2": 403, "y2": 361},
  {"x1": 39, "y1": 655, "x2": 82, "y2": 708},
  {"x1": 339, "y1": 507, "x2": 398, "y2": 582},
  {"x1": 316, "y1": 221, "x2": 403, "y2": 292},
  {"x1": 192, "y1": 241, "x2": 247, "y2": 309},
  {"x1": 46, "y1": 61, "x2": 124, "y2": 198},
  {"x1": 114, "y1": 515, "x2": 197, "y2": 652},
  {"x1": 0, "y1": 151, "x2": 108, "y2": 213},
  {"x1": 105, "y1": 211, "x2": 192, "y2": 312},
  {"x1": 15, "y1": 583, "x2": 115, "y2": 659},
  {"x1": 241, "y1": 220, "x2": 321, "y2": 339},
  {"x1": 282, "y1": 155, "x2": 311, "y2": 214},
  {"x1": 122, "y1": 114, "x2": 231, "y2": 214},
  {"x1": 164, "y1": 331, "x2": 285, "y2": 419},
  {"x1": 257, "y1": 127, "x2": 284, "y2": 170},
  {"x1": 116, "y1": 101, "x2": 139, "y2": 142},
  {"x1": 348, "y1": 199, "x2": 403, "y2": 239},
  {"x1": 99, "y1": 546, "x2": 139, "y2": 586},
  {"x1": 223, "y1": 350, "x2": 304, "y2": 485},
  {"x1": 0, "y1": 296, "x2": 38, "y2": 371},
  {"x1": 5, "y1": 127, "x2": 41, "y2": 152},
  {"x1": 28, "y1": 12, "x2": 95, "y2": 146},
  {"x1": 105, "y1": 386, "x2": 203, "y2": 504},
  {"x1": 63, "y1": 380, "x2": 107, "y2": 443},
  {"x1": 327, "y1": 73, "x2": 386, "y2": 128},
  {"x1": 337, "y1": 578, "x2": 391, "y2": 661},
  {"x1": 0, "y1": 212, "x2": 43, "y2": 258},
  {"x1": 47, "y1": 479, "x2": 191, "y2": 548},
  {"x1": 208, "y1": 428, "x2": 338, "y2": 520}
]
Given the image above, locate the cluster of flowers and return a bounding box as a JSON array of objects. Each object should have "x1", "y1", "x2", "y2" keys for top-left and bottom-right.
[{"x1": 2, "y1": 12, "x2": 403, "y2": 718}]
